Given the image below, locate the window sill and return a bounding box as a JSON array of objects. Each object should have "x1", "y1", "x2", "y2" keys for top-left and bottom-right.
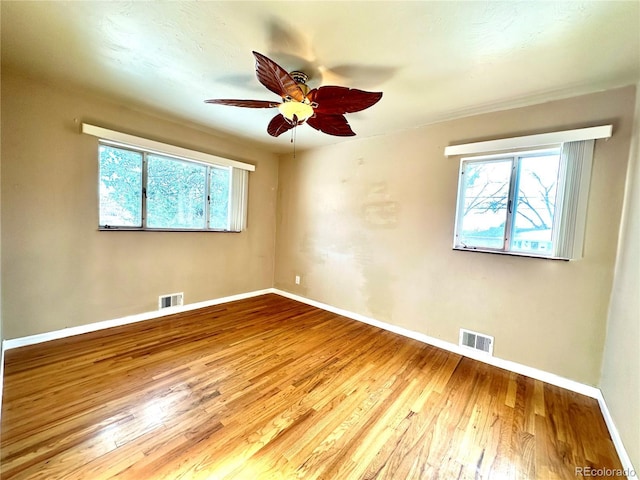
[{"x1": 453, "y1": 246, "x2": 569, "y2": 261}]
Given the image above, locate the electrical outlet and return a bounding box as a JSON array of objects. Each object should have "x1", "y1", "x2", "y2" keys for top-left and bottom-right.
[{"x1": 295, "y1": 275, "x2": 301, "y2": 285}]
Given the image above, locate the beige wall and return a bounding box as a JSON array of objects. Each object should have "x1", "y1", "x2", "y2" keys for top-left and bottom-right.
[
  {"x1": 275, "y1": 86, "x2": 636, "y2": 386},
  {"x1": 601, "y1": 85, "x2": 640, "y2": 470},
  {"x1": 2, "y1": 65, "x2": 636, "y2": 393},
  {"x1": 1, "y1": 70, "x2": 279, "y2": 339}
]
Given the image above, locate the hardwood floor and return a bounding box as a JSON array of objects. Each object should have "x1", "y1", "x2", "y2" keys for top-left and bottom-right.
[{"x1": 1, "y1": 294, "x2": 623, "y2": 479}]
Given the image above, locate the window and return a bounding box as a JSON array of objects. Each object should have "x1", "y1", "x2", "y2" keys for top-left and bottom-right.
[
  {"x1": 448, "y1": 125, "x2": 612, "y2": 259},
  {"x1": 83, "y1": 123, "x2": 254, "y2": 232},
  {"x1": 454, "y1": 148, "x2": 561, "y2": 256},
  {"x1": 98, "y1": 144, "x2": 247, "y2": 231},
  {"x1": 453, "y1": 140, "x2": 600, "y2": 260}
]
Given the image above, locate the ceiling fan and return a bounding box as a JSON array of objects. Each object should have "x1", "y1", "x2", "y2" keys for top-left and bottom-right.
[{"x1": 205, "y1": 51, "x2": 383, "y2": 138}]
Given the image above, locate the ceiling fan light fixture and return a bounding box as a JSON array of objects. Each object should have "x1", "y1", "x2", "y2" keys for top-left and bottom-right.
[
  {"x1": 205, "y1": 51, "x2": 382, "y2": 138},
  {"x1": 278, "y1": 101, "x2": 314, "y2": 123}
]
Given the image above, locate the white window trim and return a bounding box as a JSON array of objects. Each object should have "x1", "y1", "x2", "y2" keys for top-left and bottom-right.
[
  {"x1": 83, "y1": 123, "x2": 255, "y2": 172},
  {"x1": 444, "y1": 125, "x2": 612, "y2": 157}
]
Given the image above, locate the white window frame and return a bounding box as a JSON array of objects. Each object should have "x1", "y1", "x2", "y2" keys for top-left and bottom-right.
[
  {"x1": 447, "y1": 125, "x2": 612, "y2": 260},
  {"x1": 86, "y1": 124, "x2": 251, "y2": 232},
  {"x1": 454, "y1": 147, "x2": 562, "y2": 257}
]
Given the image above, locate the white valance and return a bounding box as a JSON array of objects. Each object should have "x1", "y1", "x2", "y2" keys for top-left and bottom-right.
[
  {"x1": 444, "y1": 125, "x2": 612, "y2": 157},
  {"x1": 82, "y1": 123, "x2": 255, "y2": 172}
]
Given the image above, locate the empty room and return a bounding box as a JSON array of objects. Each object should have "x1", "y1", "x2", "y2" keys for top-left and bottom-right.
[{"x1": 1, "y1": 1, "x2": 639, "y2": 479}]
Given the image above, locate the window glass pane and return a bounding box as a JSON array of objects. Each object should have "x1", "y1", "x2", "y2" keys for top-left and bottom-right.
[
  {"x1": 147, "y1": 155, "x2": 206, "y2": 229},
  {"x1": 458, "y1": 159, "x2": 512, "y2": 249},
  {"x1": 510, "y1": 153, "x2": 560, "y2": 254},
  {"x1": 209, "y1": 167, "x2": 230, "y2": 230},
  {"x1": 99, "y1": 145, "x2": 143, "y2": 227}
]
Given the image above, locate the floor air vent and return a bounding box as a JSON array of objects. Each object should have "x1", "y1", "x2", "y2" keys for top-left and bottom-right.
[
  {"x1": 159, "y1": 292, "x2": 184, "y2": 309},
  {"x1": 459, "y1": 328, "x2": 494, "y2": 355}
]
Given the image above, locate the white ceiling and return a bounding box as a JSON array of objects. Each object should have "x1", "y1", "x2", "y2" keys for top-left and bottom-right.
[{"x1": 2, "y1": 1, "x2": 639, "y2": 154}]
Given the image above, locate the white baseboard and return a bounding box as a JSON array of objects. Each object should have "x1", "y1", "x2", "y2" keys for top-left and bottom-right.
[
  {"x1": 1, "y1": 287, "x2": 632, "y2": 475},
  {"x1": 271, "y1": 288, "x2": 600, "y2": 398},
  {"x1": 595, "y1": 391, "x2": 637, "y2": 478},
  {"x1": 2, "y1": 288, "x2": 272, "y2": 350}
]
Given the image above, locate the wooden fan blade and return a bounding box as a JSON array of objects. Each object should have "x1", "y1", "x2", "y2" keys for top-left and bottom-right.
[
  {"x1": 311, "y1": 86, "x2": 383, "y2": 115},
  {"x1": 253, "y1": 51, "x2": 305, "y2": 102},
  {"x1": 307, "y1": 113, "x2": 355, "y2": 137},
  {"x1": 205, "y1": 99, "x2": 280, "y2": 108},
  {"x1": 267, "y1": 114, "x2": 295, "y2": 137}
]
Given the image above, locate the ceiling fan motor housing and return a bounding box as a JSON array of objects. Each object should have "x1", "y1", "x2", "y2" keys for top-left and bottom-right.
[
  {"x1": 289, "y1": 71, "x2": 311, "y2": 97},
  {"x1": 290, "y1": 71, "x2": 309, "y2": 85}
]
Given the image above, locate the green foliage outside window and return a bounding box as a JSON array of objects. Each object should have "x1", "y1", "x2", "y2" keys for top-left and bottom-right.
[
  {"x1": 147, "y1": 155, "x2": 207, "y2": 229},
  {"x1": 99, "y1": 146, "x2": 143, "y2": 227},
  {"x1": 98, "y1": 144, "x2": 233, "y2": 231}
]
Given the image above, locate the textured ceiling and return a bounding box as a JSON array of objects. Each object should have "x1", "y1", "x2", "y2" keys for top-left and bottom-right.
[{"x1": 2, "y1": 1, "x2": 639, "y2": 153}]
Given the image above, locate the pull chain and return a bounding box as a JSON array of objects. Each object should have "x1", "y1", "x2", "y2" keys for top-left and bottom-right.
[{"x1": 290, "y1": 122, "x2": 297, "y2": 159}]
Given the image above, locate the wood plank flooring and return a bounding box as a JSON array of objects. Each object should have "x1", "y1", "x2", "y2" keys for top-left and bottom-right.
[{"x1": 1, "y1": 294, "x2": 623, "y2": 479}]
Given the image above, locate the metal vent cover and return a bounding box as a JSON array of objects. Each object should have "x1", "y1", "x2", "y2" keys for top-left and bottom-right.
[
  {"x1": 159, "y1": 292, "x2": 184, "y2": 309},
  {"x1": 459, "y1": 328, "x2": 494, "y2": 355}
]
